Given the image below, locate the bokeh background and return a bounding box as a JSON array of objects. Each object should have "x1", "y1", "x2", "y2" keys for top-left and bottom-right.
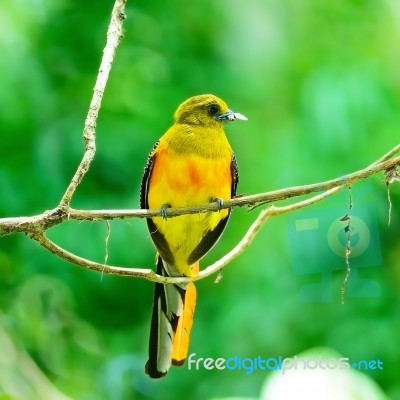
[{"x1": 0, "y1": 0, "x2": 399, "y2": 399}]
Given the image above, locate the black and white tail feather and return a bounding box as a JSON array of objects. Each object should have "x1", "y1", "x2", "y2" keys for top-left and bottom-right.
[{"x1": 145, "y1": 256, "x2": 187, "y2": 378}]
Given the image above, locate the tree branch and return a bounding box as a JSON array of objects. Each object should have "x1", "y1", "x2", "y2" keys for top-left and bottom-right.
[
  {"x1": 370, "y1": 144, "x2": 400, "y2": 166},
  {"x1": 0, "y1": 152, "x2": 398, "y2": 236},
  {"x1": 58, "y1": 0, "x2": 127, "y2": 210},
  {"x1": 0, "y1": 0, "x2": 398, "y2": 285},
  {"x1": 25, "y1": 185, "x2": 344, "y2": 284}
]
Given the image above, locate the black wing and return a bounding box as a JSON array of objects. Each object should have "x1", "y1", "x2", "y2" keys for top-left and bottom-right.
[
  {"x1": 231, "y1": 153, "x2": 239, "y2": 197},
  {"x1": 187, "y1": 154, "x2": 239, "y2": 265},
  {"x1": 140, "y1": 141, "x2": 175, "y2": 265},
  {"x1": 140, "y1": 141, "x2": 159, "y2": 209}
]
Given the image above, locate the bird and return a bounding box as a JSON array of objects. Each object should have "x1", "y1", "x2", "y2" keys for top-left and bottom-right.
[{"x1": 140, "y1": 94, "x2": 247, "y2": 378}]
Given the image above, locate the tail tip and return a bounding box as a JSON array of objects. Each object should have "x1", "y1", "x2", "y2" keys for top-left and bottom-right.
[
  {"x1": 172, "y1": 358, "x2": 186, "y2": 367},
  {"x1": 145, "y1": 360, "x2": 168, "y2": 379}
]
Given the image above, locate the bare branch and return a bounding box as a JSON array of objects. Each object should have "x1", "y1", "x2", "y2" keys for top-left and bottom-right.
[
  {"x1": 370, "y1": 144, "x2": 400, "y2": 166},
  {"x1": 196, "y1": 186, "x2": 344, "y2": 284},
  {"x1": 27, "y1": 230, "x2": 158, "y2": 280},
  {"x1": 26, "y1": 186, "x2": 343, "y2": 284},
  {"x1": 59, "y1": 0, "x2": 127, "y2": 209},
  {"x1": 104, "y1": 220, "x2": 111, "y2": 265},
  {"x1": 341, "y1": 188, "x2": 353, "y2": 304},
  {"x1": 1, "y1": 153, "x2": 398, "y2": 238},
  {"x1": 67, "y1": 154, "x2": 400, "y2": 219},
  {"x1": 0, "y1": 0, "x2": 398, "y2": 286},
  {"x1": 385, "y1": 165, "x2": 400, "y2": 225}
]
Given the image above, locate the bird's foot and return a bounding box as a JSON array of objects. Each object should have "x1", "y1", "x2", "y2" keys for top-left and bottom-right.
[
  {"x1": 212, "y1": 198, "x2": 224, "y2": 211},
  {"x1": 160, "y1": 203, "x2": 171, "y2": 219}
]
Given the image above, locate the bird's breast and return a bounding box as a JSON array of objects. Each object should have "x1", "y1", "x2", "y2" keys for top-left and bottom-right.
[{"x1": 148, "y1": 148, "x2": 232, "y2": 208}]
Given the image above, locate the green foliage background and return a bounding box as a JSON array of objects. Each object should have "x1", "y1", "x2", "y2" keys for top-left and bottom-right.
[{"x1": 0, "y1": 0, "x2": 399, "y2": 399}]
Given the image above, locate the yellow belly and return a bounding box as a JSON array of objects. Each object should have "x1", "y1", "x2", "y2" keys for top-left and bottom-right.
[{"x1": 148, "y1": 148, "x2": 232, "y2": 275}]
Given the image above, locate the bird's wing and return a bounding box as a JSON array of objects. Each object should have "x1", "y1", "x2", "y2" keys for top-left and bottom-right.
[
  {"x1": 140, "y1": 141, "x2": 175, "y2": 265},
  {"x1": 231, "y1": 153, "x2": 239, "y2": 197},
  {"x1": 140, "y1": 140, "x2": 159, "y2": 209}
]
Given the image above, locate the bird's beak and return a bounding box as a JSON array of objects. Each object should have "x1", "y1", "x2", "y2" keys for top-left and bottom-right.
[{"x1": 216, "y1": 109, "x2": 248, "y2": 122}]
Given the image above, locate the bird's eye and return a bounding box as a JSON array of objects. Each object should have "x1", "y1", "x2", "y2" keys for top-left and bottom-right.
[{"x1": 208, "y1": 105, "x2": 220, "y2": 116}]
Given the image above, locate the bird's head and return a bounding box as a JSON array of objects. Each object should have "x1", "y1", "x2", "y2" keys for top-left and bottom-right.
[{"x1": 174, "y1": 94, "x2": 247, "y2": 127}]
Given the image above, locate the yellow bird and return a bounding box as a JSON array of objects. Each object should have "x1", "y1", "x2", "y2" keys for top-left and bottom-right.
[{"x1": 140, "y1": 94, "x2": 247, "y2": 378}]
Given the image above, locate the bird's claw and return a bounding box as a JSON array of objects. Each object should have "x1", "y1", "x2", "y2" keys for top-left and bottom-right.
[
  {"x1": 161, "y1": 204, "x2": 170, "y2": 219},
  {"x1": 216, "y1": 198, "x2": 224, "y2": 211}
]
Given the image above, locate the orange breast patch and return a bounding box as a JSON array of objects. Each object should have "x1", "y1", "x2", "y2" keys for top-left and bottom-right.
[{"x1": 148, "y1": 148, "x2": 232, "y2": 209}]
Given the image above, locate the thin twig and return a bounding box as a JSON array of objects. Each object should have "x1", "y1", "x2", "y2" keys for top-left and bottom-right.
[
  {"x1": 384, "y1": 165, "x2": 400, "y2": 226},
  {"x1": 341, "y1": 187, "x2": 353, "y2": 304},
  {"x1": 104, "y1": 220, "x2": 111, "y2": 265},
  {"x1": 103, "y1": 220, "x2": 111, "y2": 279},
  {"x1": 370, "y1": 144, "x2": 400, "y2": 166},
  {"x1": 59, "y1": 0, "x2": 127, "y2": 209},
  {"x1": 387, "y1": 185, "x2": 392, "y2": 226}
]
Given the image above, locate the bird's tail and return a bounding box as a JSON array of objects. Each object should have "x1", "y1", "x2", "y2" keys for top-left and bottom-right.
[{"x1": 145, "y1": 256, "x2": 198, "y2": 378}]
